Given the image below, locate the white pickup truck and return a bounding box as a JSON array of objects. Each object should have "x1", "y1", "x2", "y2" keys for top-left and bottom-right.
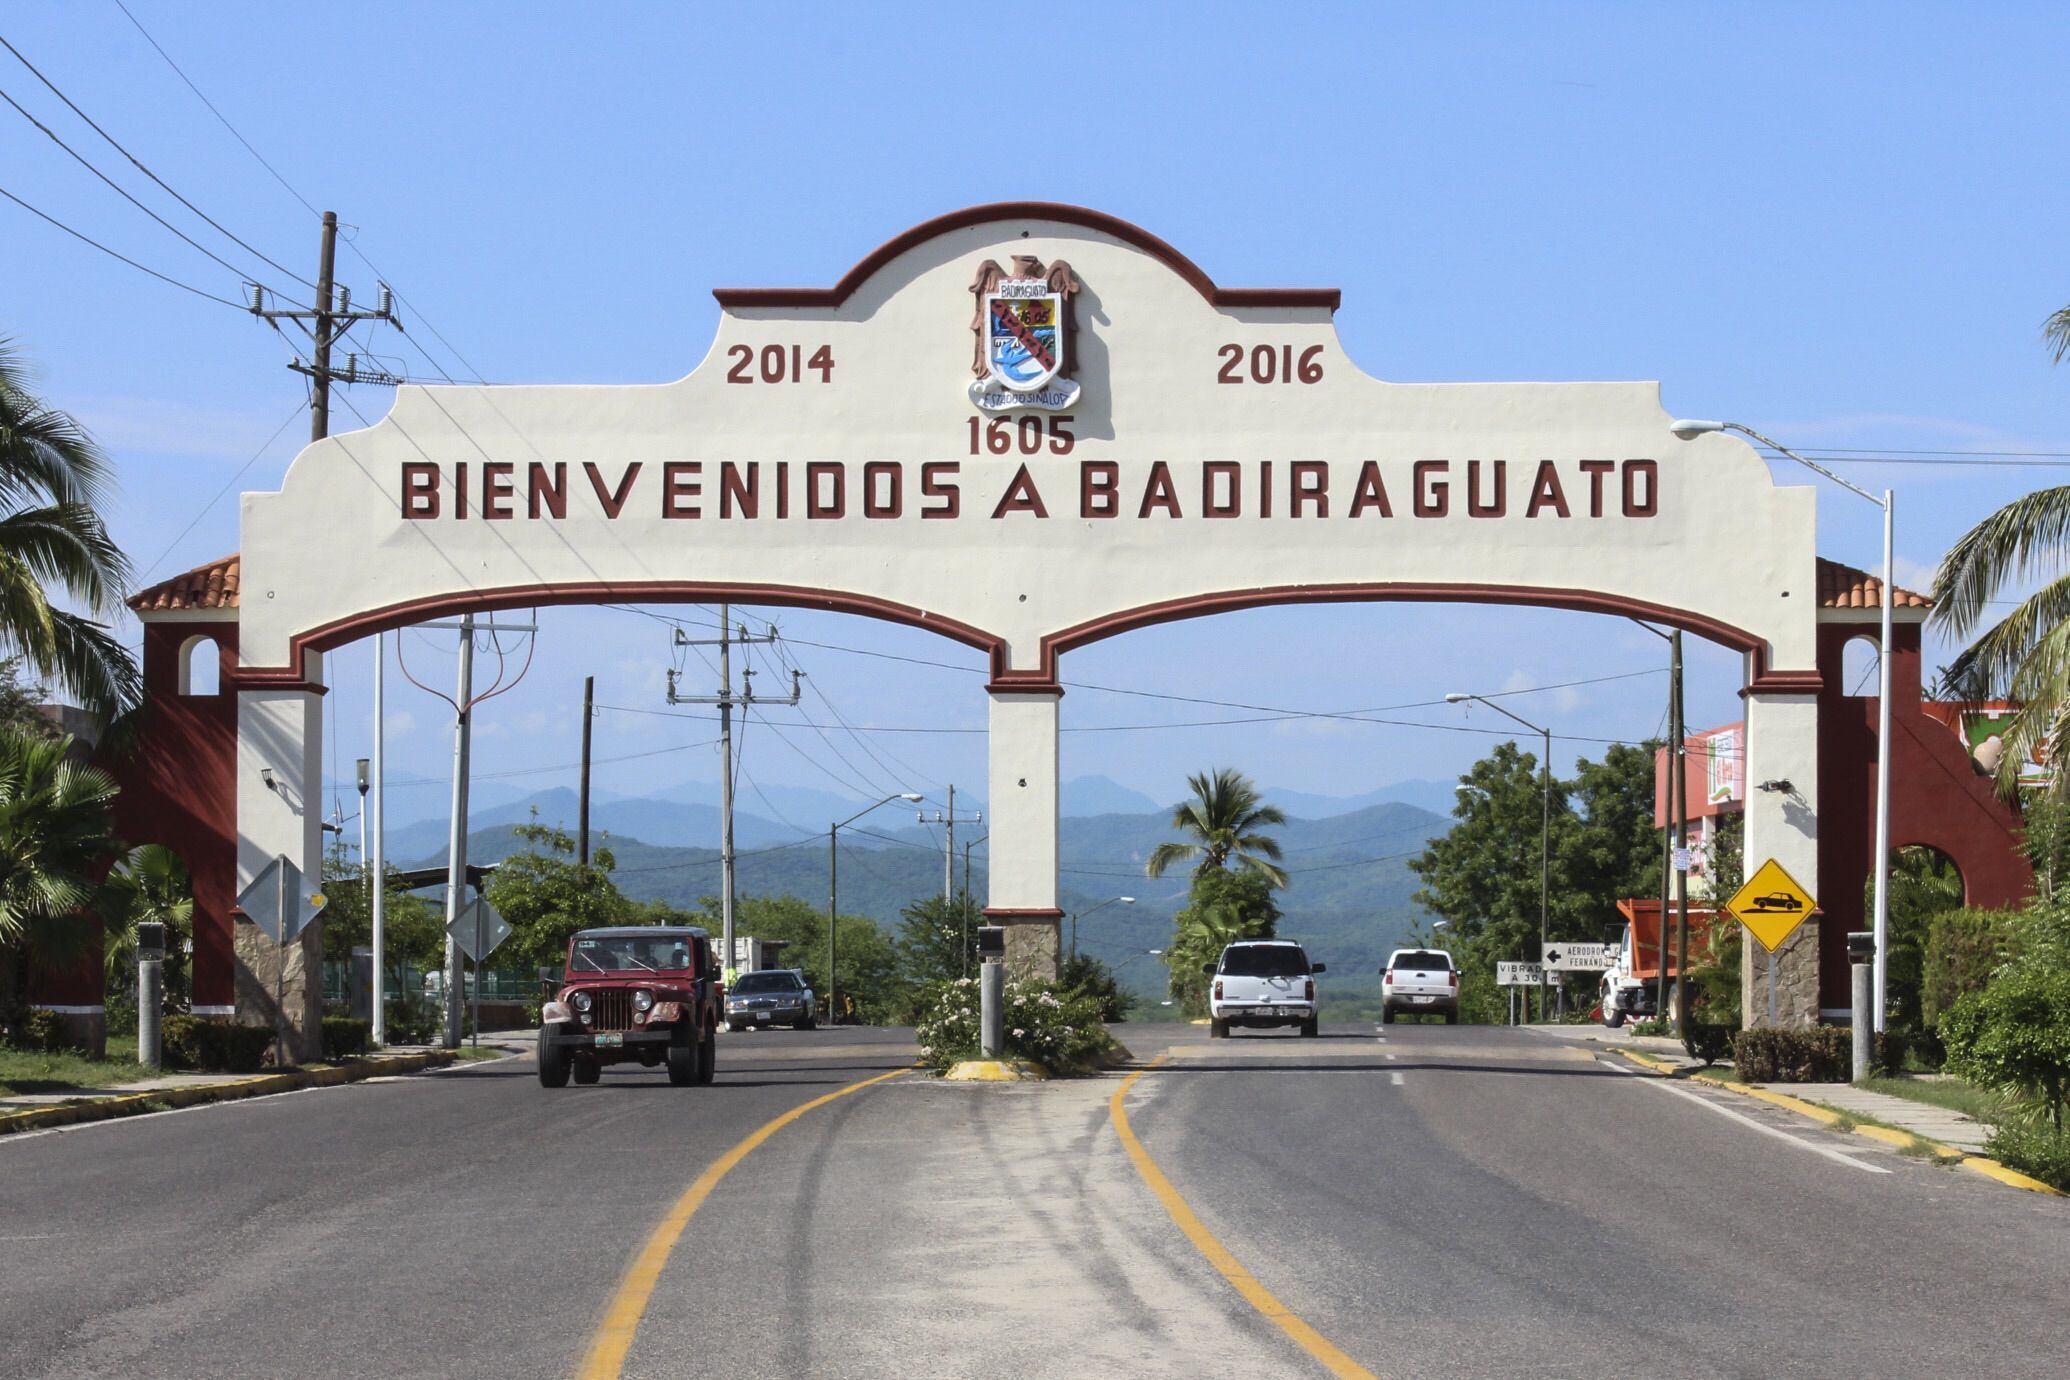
[
  {"x1": 1380, "y1": 948, "x2": 1459, "y2": 1024},
  {"x1": 1205, "y1": 939, "x2": 1324, "y2": 1038}
]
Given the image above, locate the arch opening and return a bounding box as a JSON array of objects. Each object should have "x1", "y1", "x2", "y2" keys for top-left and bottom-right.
[{"x1": 179, "y1": 635, "x2": 221, "y2": 696}]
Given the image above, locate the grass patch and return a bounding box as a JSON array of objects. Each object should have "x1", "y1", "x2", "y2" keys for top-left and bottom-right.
[
  {"x1": 1855, "y1": 1074, "x2": 2032, "y2": 1126},
  {"x1": 0, "y1": 1036, "x2": 150, "y2": 1097}
]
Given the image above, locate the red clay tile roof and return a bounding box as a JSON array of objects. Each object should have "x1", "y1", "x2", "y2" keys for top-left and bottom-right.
[
  {"x1": 128, "y1": 553, "x2": 240, "y2": 613},
  {"x1": 1816, "y1": 557, "x2": 1929, "y2": 610}
]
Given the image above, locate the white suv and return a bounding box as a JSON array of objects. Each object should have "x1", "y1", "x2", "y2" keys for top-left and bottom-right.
[
  {"x1": 1204, "y1": 939, "x2": 1324, "y2": 1038},
  {"x1": 1381, "y1": 947, "x2": 1459, "y2": 1024}
]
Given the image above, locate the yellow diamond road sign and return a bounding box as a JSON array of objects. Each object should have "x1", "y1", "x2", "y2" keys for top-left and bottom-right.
[{"x1": 1726, "y1": 859, "x2": 1818, "y2": 952}]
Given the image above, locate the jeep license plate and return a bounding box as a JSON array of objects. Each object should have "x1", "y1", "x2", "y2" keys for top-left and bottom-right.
[
  {"x1": 595, "y1": 1032, "x2": 623, "y2": 1047},
  {"x1": 1410, "y1": 995, "x2": 1433, "y2": 1004}
]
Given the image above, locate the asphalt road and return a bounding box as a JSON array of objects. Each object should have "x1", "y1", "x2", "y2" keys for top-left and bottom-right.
[{"x1": 2, "y1": 1022, "x2": 2065, "y2": 1379}]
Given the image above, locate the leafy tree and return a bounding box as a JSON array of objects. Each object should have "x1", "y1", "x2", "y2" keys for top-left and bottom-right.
[
  {"x1": 0, "y1": 728, "x2": 119, "y2": 1031},
  {"x1": 1146, "y1": 768, "x2": 1288, "y2": 887},
  {"x1": 1943, "y1": 963, "x2": 2070, "y2": 1131},
  {"x1": 1161, "y1": 867, "x2": 1280, "y2": 1017},
  {"x1": 0, "y1": 340, "x2": 140, "y2": 722},
  {"x1": 485, "y1": 821, "x2": 637, "y2": 977},
  {"x1": 0, "y1": 658, "x2": 54, "y2": 740},
  {"x1": 692, "y1": 892, "x2": 904, "y2": 1023},
  {"x1": 1922, "y1": 906, "x2": 2023, "y2": 1027},
  {"x1": 1559, "y1": 742, "x2": 1661, "y2": 905},
  {"x1": 316, "y1": 839, "x2": 449, "y2": 987},
  {"x1": 893, "y1": 892, "x2": 984, "y2": 989},
  {"x1": 98, "y1": 843, "x2": 192, "y2": 1009},
  {"x1": 1058, "y1": 950, "x2": 1133, "y2": 1023},
  {"x1": 1879, "y1": 846, "x2": 1966, "y2": 1032}
]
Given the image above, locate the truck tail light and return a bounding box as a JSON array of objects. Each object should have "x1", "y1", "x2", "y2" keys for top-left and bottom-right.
[
  {"x1": 1213, "y1": 979, "x2": 1222, "y2": 1001},
  {"x1": 1383, "y1": 971, "x2": 1393, "y2": 986},
  {"x1": 1305, "y1": 979, "x2": 1315, "y2": 1001},
  {"x1": 1449, "y1": 970, "x2": 1459, "y2": 988}
]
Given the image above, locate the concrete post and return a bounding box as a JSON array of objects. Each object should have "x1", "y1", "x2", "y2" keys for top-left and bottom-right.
[
  {"x1": 1851, "y1": 962, "x2": 1873, "y2": 1082},
  {"x1": 980, "y1": 959, "x2": 1005, "y2": 1058},
  {"x1": 985, "y1": 686, "x2": 1063, "y2": 979},
  {"x1": 138, "y1": 958, "x2": 162, "y2": 1070},
  {"x1": 1741, "y1": 689, "x2": 1822, "y2": 1028}
]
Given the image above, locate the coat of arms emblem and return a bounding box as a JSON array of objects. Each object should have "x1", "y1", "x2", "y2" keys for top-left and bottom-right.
[{"x1": 969, "y1": 255, "x2": 1081, "y2": 412}]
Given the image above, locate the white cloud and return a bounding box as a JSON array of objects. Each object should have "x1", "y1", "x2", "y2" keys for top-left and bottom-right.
[
  {"x1": 74, "y1": 397, "x2": 300, "y2": 462},
  {"x1": 383, "y1": 710, "x2": 417, "y2": 738}
]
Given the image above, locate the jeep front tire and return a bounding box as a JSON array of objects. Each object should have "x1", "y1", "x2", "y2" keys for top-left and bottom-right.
[
  {"x1": 537, "y1": 1027, "x2": 570, "y2": 1088},
  {"x1": 667, "y1": 1023, "x2": 703, "y2": 1086}
]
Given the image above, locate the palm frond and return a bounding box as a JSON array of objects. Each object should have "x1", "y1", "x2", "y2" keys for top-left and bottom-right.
[
  {"x1": 0, "y1": 338, "x2": 115, "y2": 511},
  {"x1": 1930, "y1": 486, "x2": 2070, "y2": 639},
  {"x1": 1145, "y1": 840, "x2": 1199, "y2": 878},
  {"x1": 0, "y1": 503, "x2": 131, "y2": 615},
  {"x1": 2047, "y1": 305, "x2": 2070, "y2": 366},
  {"x1": 40, "y1": 612, "x2": 142, "y2": 721}
]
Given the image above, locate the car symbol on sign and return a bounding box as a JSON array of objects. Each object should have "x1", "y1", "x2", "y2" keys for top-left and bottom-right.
[{"x1": 1748, "y1": 892, "x2": 1803, "y2": 912}]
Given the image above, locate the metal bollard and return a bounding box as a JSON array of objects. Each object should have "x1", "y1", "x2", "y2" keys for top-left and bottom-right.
[
  {"x1": 980, "y1": 959, "x2": 1005, "y2": 1058},
  {"x1": 138, "y1": 957, "x2": 163, "y2": 1070}
]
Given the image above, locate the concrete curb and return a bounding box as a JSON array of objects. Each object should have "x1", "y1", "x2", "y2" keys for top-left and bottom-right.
[
  {"x1": 0, "y1": 1049, "x2": 461, "y2": 1136},
  {"x1": 1612, "y1": 1048, "x2": 2066, "y2": 1199},
  {"x1": 943, "y1": 1059, "x2": 1048, "y2": 1081}
]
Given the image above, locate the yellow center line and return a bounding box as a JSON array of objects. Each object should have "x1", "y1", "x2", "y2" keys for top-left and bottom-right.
[
  {"x1": 577, "y1": 1068, "x2": 907, "y2": 1379},
  {"x1": 1109, "y1": 1058, "x2": 1380, "y2": 1380}
]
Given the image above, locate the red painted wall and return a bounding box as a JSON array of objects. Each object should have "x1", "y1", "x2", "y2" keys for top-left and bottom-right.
[
  {"x1": 1813, "y1": 621, "x2": 2032, "y2": 1010},
  {"x1": 98, "y1": 621, "x2": 240, "y2": 1011}
]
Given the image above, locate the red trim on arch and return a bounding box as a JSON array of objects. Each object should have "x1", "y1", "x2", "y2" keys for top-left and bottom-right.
[
  {"x1": 984, "y1": 908, "x2": 1066, "y2": 922},
  {"x1": 256, "y1": 581, "x2": 1008, "y2": 681},
  {"x1": 1034, "y1": 581, "x2": 1820, "y2": 693},
  {"x1": 714, "y1": 202, "x2": 1341, "y2": 312}
]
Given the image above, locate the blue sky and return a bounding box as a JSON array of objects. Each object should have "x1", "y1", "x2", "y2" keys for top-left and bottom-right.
[{"x1": 3, "y1": 3, "x2": 2067, "y2": 825}]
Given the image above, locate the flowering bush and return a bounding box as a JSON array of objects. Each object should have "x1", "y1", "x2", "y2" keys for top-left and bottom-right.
[{"x1": 913, "y1": 975, "x2": 1114, "y2": 1075}]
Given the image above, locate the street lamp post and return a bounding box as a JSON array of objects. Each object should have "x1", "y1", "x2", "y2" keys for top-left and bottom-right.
[
  {"x1": 355, "y1": 757, "x2": 370, "y2": 1026},
  {"x1": 1446, "y1": 692, "x2": 1554, "y2": 1021},
  {"x1": 828, "y1": 793, "x2": 923, "y2": 1022},
  {"x1": 961, "y1": 832, "x2": 988, "y2": 976},
  {"x1": 1673, "y1": 419, "x2": 1896, "y2": 1032},
  {"x1": 1069, "y1": 895, "x2": 1136, "y2": 962}
]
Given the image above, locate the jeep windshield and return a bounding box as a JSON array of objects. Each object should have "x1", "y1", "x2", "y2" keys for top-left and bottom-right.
[
  {"x1": 731, "y1": 972, "x2": 802, "y2": 994},
  {"x1": 568, "y1": 933, "x2": 698, "y2": 974},
  {"x1": 1220, "y1": 945, "x2": 1310, "y2": 977}
]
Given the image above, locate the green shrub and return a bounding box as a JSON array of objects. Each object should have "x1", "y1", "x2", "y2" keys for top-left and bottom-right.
[
  {"x1": 1682, "y1": 1021, "x2": 1733, "y2": 1067},
  {"x1": 321, "y1": 1017, "x2": 371, "y2": 1060},
  {"x1": 1733, "y1": 1025, "x2": 1850, "y2": 1083},
  {"x1": 1628, "y1": 1017, "x2": 1670, "y2": 1038},
  {"x1": 1941, "y1": 964, "x2": 2070, "y2": 1130},
  {"x1": 162, "y1": 1015, "x2": 274, "y2": 1073},
  {"x1": 913, "y1": 976, "x2": 1114, "y2": 1075},
  {"x1": 1982, "y1": 1117, "x2": 2070, "y2": 1192},
  {"x1": 1922, "y1": 907, "x2": 2022, "y2": 1027},
  {"x1": 16, "y1": 1008, "x2": 66, "y2": 1054}
]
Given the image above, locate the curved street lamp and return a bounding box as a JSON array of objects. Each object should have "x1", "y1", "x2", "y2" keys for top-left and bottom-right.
[
  {"x1": 1070, "y1": 894, "x2": 1136, "y2": 962},
  {"x1": 1672, "y1": 419, "x2": 1896, "y2": 1031},
  {"x1": 827, "y1": 792, "x2": 924, "y2": 1021}
]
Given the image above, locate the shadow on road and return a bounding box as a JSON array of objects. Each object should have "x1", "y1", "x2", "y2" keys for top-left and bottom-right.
[{"x1": 1143, "y1": 1061, "x2": 1630, "y2": 1079}]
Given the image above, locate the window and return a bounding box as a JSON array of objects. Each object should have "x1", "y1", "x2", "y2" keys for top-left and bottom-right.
[
  {"x1": 731, "y1": 971, "x2": 803, "y2": 993},
  {"x1": 1389, "y1": 950, "x2": 1453, "y2": 972},
  {"x1": 1220, "y1": 945, "x2": 1311, "y2": 977},
  {"x1": 179, "y1": 635, "x2": 220, "y2": 696}
]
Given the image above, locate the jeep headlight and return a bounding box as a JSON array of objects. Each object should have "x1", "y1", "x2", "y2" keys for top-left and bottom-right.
[
  {"x1": 633, "y1": 990, "x2": 654, "y2": 1012},
  {"x1": 571, "y1": 991, "x2": 592, "y2": 1014}
]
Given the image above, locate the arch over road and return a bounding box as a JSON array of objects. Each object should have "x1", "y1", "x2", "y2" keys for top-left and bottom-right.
[{"x1": 120, "y1": 202, "x2": 1845, "y2": 1055}]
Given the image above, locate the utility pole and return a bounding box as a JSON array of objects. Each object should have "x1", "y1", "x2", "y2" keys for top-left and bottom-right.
[
  {"x1": 920, "y1": 784, "x2": 982, "y2": 905},
  {"x1": 370, "y1": 633, "x2": 385, "y2": 1046},
  {"x1": 578, "y1": 675, "x2": 595, "y2": 866},
  {"x1": 668, "y1": 612, "x2": 799, "y2": 981},
  {"x1": 250, "y1": 211, "x2": 403, "y2": 441},
  {"x1": 1671, "y1": 630, "x2": 1691, "y2": 1037},
  {"x1": 442, "y1": 614, "x2": 474, "y2": 1050},
  {"x1": 962, "y1": 833, "x2": 988, "y2": 976}
]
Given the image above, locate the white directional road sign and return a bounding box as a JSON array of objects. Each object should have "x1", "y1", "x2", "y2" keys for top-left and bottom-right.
[
  {"x1": 1540, "y1": 942, "x2": 1615, "y2": 972},
  {"x1": 1496, "y1": 961, "x2": 1545, "y2": 986},
  {"x1": 446, "y1": 896, "x2": 511, "y2": 964}
]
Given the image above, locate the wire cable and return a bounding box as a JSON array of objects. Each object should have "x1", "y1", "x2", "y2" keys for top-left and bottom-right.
[{"x1": 0, "y1": 180, "x2": 246, "y2": 307}]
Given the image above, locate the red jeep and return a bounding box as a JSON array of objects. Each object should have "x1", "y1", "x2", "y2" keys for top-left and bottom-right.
[{"x1": 538, "y1": 926, "x2": 720, "y2": 1087}]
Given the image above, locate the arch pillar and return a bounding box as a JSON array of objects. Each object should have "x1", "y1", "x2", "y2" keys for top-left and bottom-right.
[
  {"x1": 984, "y1": 682, "x2": 1062, "y2": 980},
  {"x1": 1742, "y1": 686, "x2": 1822, "y2": 1027},
  {"x1": 233, "y1": 656, "x2": 327, "y2": 1062}
]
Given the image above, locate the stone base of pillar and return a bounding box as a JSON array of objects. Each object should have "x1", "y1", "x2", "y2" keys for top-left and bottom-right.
[
  {"x1": 1742, "y1": 920, "x2": 1820, "y2": 1029},
  {"x1": 38, "y1": 1009, "x2": 106, "y2": 1058},
  {"x1": 233, "y1": 921, "x2": 323, "y2": 1063},
  {"x1": 989, "y1": 910, "x2": 1062, "y2": 982}
]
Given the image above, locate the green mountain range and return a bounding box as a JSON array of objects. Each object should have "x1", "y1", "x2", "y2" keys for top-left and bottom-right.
[{"x1": 411, "y1": 799, "x2": 1450, "y2": 1007}]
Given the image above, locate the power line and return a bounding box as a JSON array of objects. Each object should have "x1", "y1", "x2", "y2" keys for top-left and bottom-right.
[
  {"x1": 0, "y1": 80, "x2": 302, "y2": 302},
  {"x1": 0, "y1": 34, "x2": 316, "y2": 290},
  {"x1": 133, "y1": 399, "x2": 308, "y2": 584},
  {"x1": 0, "y1": 180, "x2": 245, "y2": 308}
]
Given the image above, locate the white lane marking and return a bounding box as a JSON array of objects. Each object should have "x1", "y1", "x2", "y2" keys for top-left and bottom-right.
[
  {"x1": 1600, "y1": 1060, "x2": 1889, "y2": 1174},
  {"x1": 1389, "y1": 1071, "x2": 1404, "y2": 1086},
  {"x1": 1385, "y1": 1052, "x2": 1397, "y2": 1061}
]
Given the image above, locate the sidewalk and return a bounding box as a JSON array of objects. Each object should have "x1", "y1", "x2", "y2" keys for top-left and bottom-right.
[{"x1": 1525, "y1": 1022, "x2": 1993, "y2": 1153}]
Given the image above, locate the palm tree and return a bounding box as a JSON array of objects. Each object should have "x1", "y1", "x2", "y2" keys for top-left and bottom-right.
[
  {"x1": 0, "y1": 338, "x2": 139, "y2": 722},
  {"x1": 100, "y1": 843, "x2": 192, "y2": 994},
  {"x1": 0, "y1": 727, "x2": 120, "y2": 1022},
  {"x1": 1145, "y1": 767, "x2": 1289, "y2": 887}
]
